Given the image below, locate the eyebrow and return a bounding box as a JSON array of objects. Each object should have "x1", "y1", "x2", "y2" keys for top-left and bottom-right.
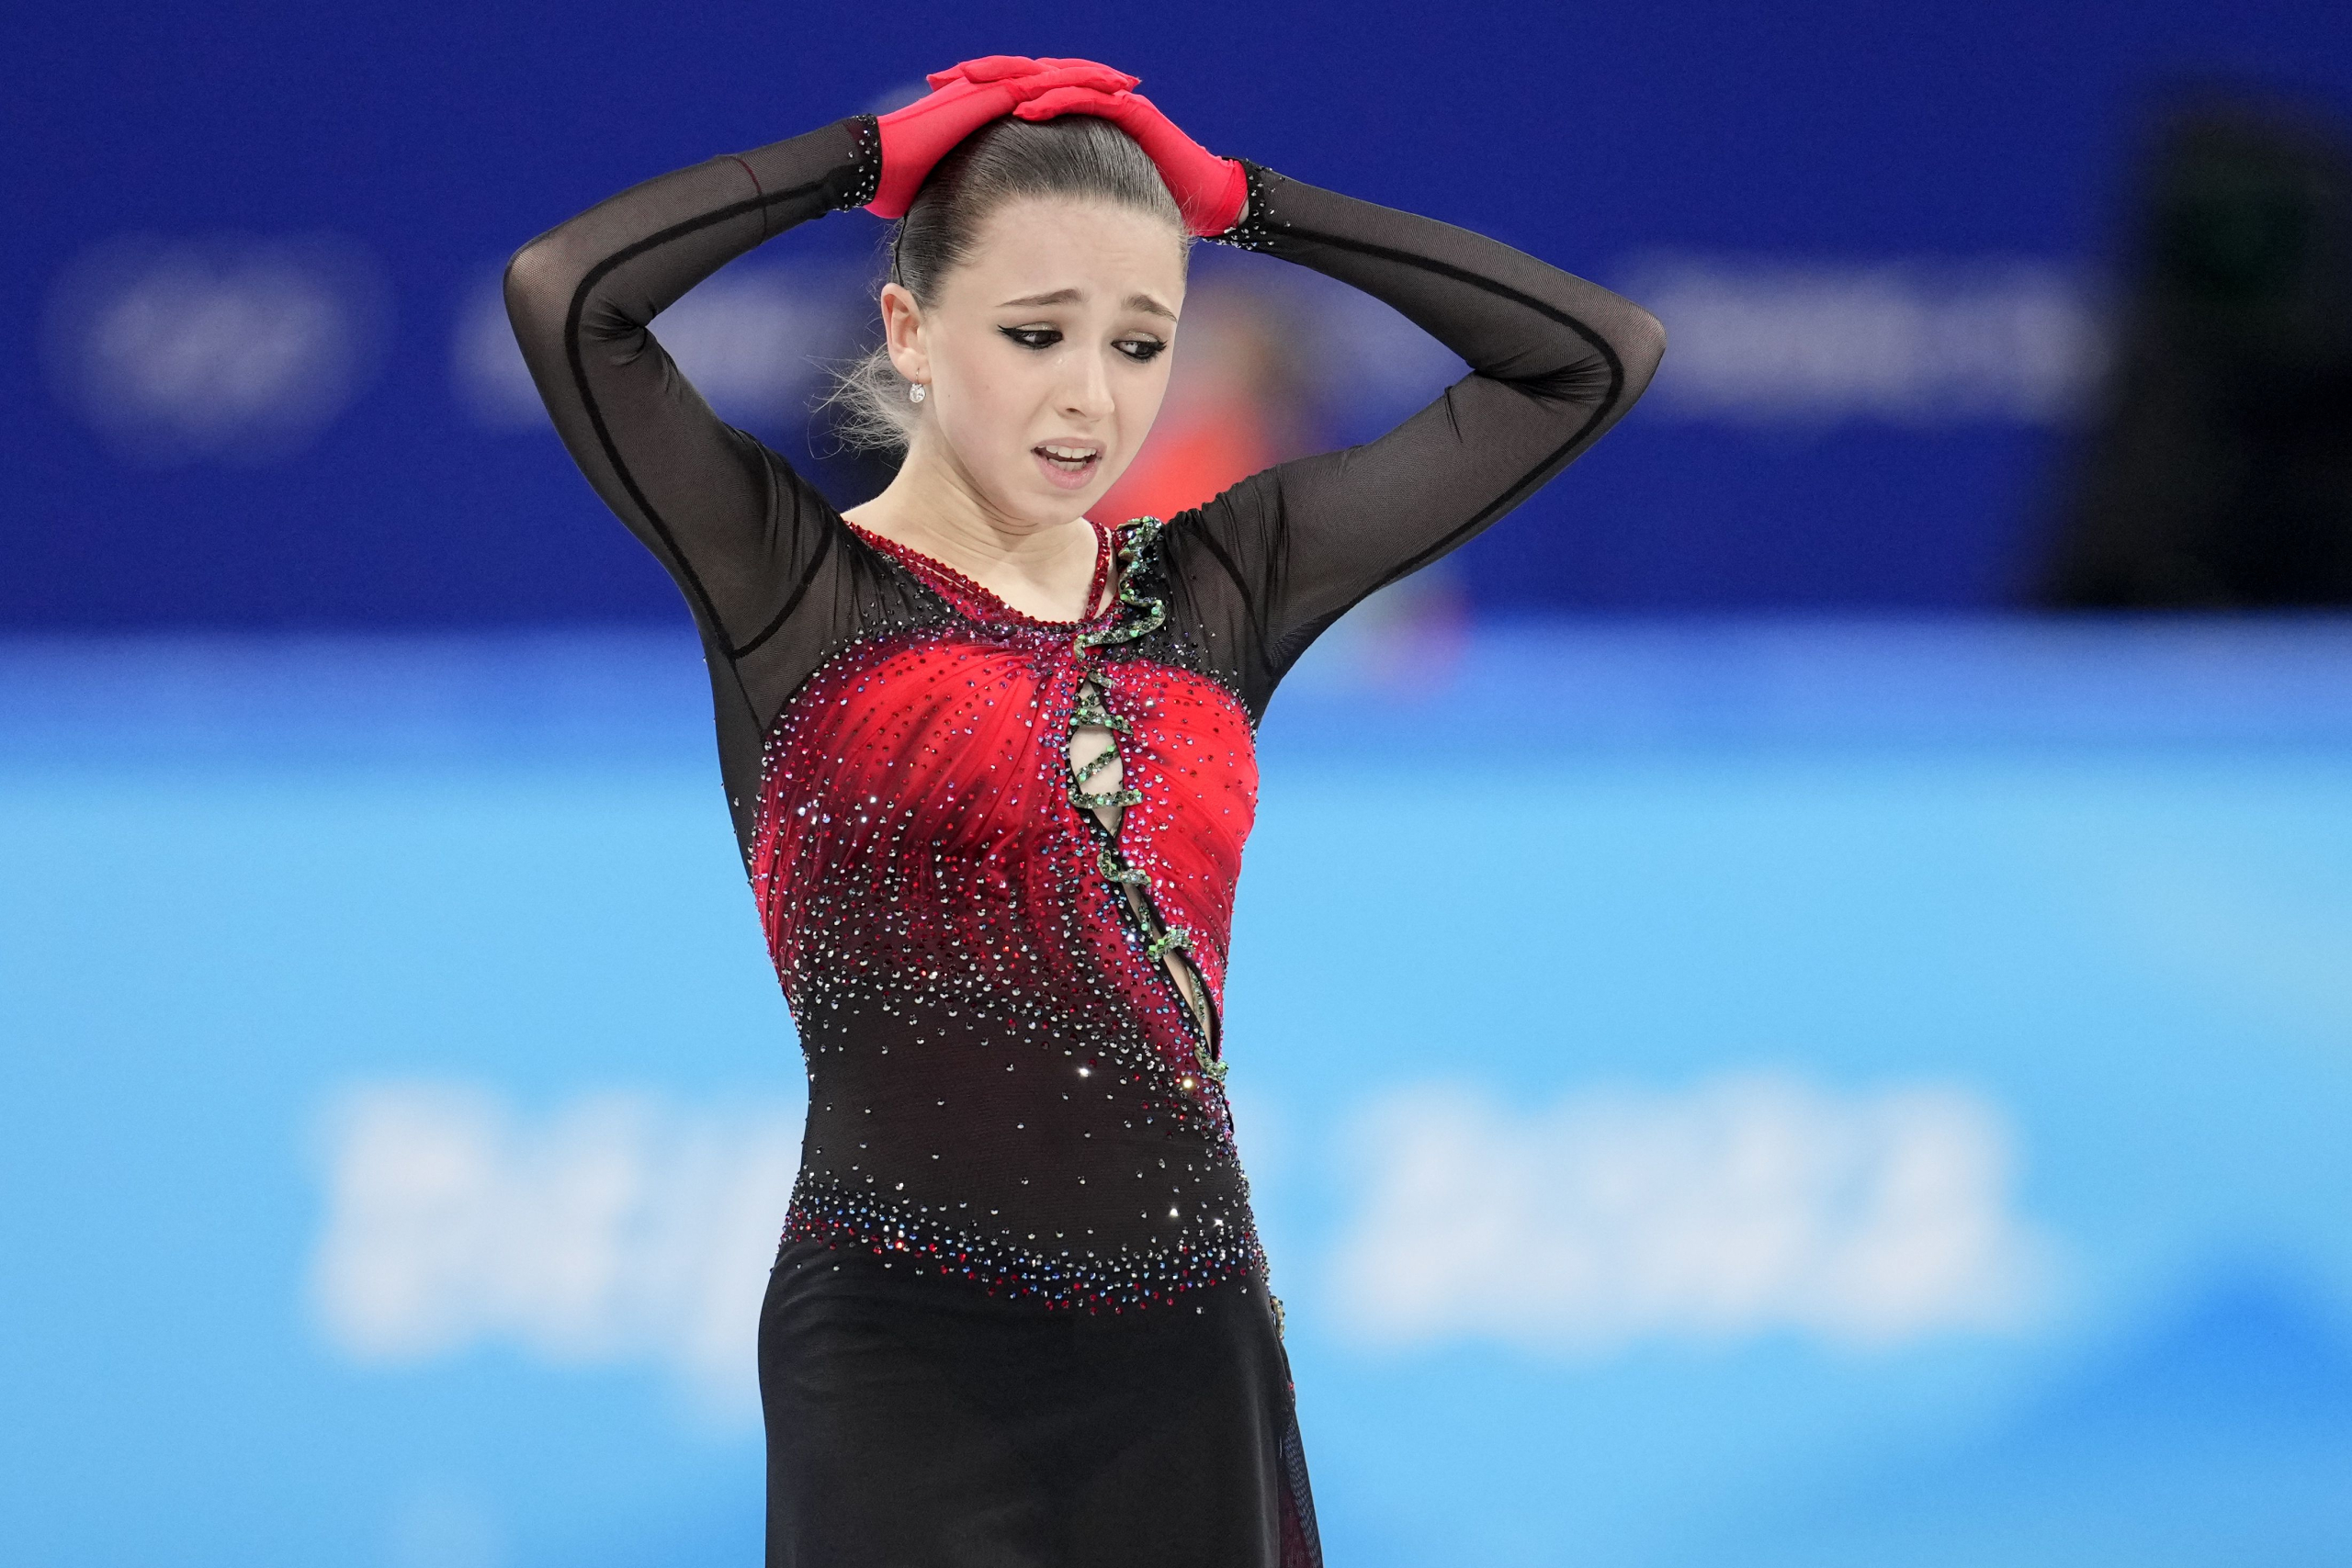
[{"x1": 999, "y1": 288, "x2": 1178, "y2": 322}]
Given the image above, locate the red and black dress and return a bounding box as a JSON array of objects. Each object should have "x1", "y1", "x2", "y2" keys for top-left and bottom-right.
[{"x1": 506, "y1": 113, "x2": 1661, "y2": 1568}]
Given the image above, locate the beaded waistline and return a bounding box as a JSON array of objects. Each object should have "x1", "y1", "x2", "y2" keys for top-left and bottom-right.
[{"x1": 781, "y1": 1175, "x2": 1265, "y2": 1313}]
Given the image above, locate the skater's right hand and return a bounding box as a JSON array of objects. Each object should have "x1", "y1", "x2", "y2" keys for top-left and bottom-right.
[
  {"x1": 1010, "y1": 85, "x2": 1248, "y2": 237},
  {"x1": 866, "y1": 55, "x2": 1141, "y2": 220}
]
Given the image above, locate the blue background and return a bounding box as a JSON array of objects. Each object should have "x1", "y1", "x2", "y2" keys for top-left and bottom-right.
[
  {"x1": 7, "y1": 0, "x2": 2352, "y2": 625},
  {"x1": 9, "y1": 4, "x2": 2352, "y2": 1565}
]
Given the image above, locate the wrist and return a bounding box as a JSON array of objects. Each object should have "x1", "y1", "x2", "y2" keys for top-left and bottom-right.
[
  {"x1": 838, "y1": 115, "x2": 884, "y2": 211},
  {"x1": 1203, "y1": 161, "x2": 1276, "y2": 249},
  {"x1": 1184, "y1": 155, "x2": 1250, "y2": 238}
]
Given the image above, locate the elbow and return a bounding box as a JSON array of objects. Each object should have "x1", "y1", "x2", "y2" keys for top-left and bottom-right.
[
  {"x1": 1522, "y1": 299, "x2": 1668, "y2": 423},
  {"x1": 502, "y1": 230, "x2": 583, "y2": 346},
  {"x1": 1615, "y1": 304, "x2": 1668, "y2": 406}
]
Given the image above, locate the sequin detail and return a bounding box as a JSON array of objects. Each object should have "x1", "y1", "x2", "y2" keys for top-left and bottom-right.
[
  {"x1": 1207, "y1": 161, "x2": 1284, "y2": 254},
  {"x1": 837, "y1": 115, "x2": 884, "y2": 209},
  {"x1": 784, "y1": 1176, "x2": 1255, "y2": 1312},
  {"x1": 752, "y1": 516, "x2": 1261, "y2": 1308},
  {"x1": 1076, "y1": 516, "x2": 1171, "y2": 650},
  {"x1": 1064, "y1": 519, "x2": 1227, "y2": 1085}
]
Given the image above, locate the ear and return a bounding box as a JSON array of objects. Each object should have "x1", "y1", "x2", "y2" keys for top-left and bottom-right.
[{"x1": 879, "y1": 283, "x2": 929, "y2": 386}]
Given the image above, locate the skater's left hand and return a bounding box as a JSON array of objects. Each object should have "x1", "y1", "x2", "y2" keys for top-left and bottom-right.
[{"x1": 1012, "y1": 85, "x2": 1249, "y2": 237}]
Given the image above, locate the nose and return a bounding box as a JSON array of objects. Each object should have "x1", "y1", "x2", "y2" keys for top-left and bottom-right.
[{"x1": 1057, "y1": 346, "x2": 1115, "y2": 423}]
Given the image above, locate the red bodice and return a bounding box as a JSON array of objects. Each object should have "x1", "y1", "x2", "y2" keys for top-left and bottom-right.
[{"x1": 750, "y1": 520, "x2": 1266, "y2": 1310}]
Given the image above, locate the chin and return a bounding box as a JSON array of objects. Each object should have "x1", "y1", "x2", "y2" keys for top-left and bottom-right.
[
  {"x1": 1004, "y1": 490, "x2": 1092, "y2": 530},
  {"x1": 1017, "y1": 477, "x2": 1112, "y2": 525}
]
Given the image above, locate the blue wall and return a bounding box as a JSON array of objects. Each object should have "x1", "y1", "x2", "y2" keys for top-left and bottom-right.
[{"x1": 8, "y1": 0, "x2": 2352, "y2": 626}]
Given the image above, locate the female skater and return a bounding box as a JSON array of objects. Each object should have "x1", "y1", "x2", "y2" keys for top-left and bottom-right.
[{"x1": 505, "y1": 54, "x2": 1662, "y2": 1567}]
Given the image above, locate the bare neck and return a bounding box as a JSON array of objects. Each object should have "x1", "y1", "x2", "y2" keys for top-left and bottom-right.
[{"x1": 842, "y1": 434, "x2": 1103, "y2": 624}]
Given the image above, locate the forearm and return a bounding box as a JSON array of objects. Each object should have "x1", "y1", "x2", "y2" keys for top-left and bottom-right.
[
  {"x1": 499, "y1": 116, "x2": 880, "y2": 648},
  {"x1": 504, "y1": 117, "x2": 878, "y2": 369},
  {"x1": 1180, "y1": 166, "x2": 1665, "y2": 677},
  {"x1": 1217, "y1": 162, "x2": 1664, "y2": 436}
]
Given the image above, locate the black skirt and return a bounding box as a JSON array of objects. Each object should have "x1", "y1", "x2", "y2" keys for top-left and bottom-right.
[{"x1": 760, "y1": 1237, "x2": 1322, "y2": 1566}]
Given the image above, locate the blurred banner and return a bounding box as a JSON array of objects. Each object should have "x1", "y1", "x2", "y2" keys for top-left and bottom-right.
[{"x1": 7, "y1": 0, "x2": 2352, "y2": 626}]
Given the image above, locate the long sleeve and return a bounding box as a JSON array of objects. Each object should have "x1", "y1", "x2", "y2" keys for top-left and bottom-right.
[
  {"x1": 502, "y1": 116, "x2": 881, "y2": 660},
  {"x1": 1170, "y1": 163, "x2": 1666, "y2": 709}
]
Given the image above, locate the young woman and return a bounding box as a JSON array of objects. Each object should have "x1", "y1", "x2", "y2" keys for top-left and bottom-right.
[{"x1": 505, "y1": 53, "x2": 1663, "y2": 1568}]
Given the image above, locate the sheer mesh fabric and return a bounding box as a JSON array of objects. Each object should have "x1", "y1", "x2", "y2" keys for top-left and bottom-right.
[
  {"x1": 503, "y1": 119, "x2": 1661, "y2": 852},
  {"x1": 505, "y1": 110, "x2": 1661, "y2": 1568}
]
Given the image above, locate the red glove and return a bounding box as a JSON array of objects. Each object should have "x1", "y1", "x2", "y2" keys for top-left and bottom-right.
[
  {"x1": 1013, "y1": 87, "x2": 1248, "y2": 237},
  {"x1": 867, "y1": 56, "x2": 1141, "y2": 220},
  {"x1": 921, "y1": 55, "x2": 1128, "y2": 91}
]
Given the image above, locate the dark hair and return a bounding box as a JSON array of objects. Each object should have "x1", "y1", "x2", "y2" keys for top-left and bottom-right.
[{"x1": 826, "y1": 115, "x2": 1190, "y2": 451}]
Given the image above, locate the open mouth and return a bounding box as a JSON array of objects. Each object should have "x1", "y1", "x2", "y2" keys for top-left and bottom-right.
[{"x1": 1033, "y1": 442, "x2": 1102, "y2": 489}]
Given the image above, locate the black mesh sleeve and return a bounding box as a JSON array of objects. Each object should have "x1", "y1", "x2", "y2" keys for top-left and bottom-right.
[
  {"x1": 502, "y1": 113, "x2": 880, "y2": 657},
  {"x1": 504, "y1": 126, "x2": 1660, "y2": 846},
  {"x1": 502, "y1": 116, "x2": 886, "y2": 853},
  {"x1": 1164, "y1": 162, "x2": 1667, "y2": 714}
]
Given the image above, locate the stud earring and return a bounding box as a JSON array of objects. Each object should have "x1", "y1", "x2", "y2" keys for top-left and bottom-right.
[{"x1": 909, "y1": 382, "x2": 927, "y2": 404}]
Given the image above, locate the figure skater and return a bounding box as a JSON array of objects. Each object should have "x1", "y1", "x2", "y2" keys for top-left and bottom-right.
[{"x1": 505, "y1": 53, "x2": 1663, "y2": 1565}]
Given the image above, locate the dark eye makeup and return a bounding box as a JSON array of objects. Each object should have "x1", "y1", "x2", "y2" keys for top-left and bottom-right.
[{"x1": 997, "y1": 325, "x2": 1169, "y2": 363}]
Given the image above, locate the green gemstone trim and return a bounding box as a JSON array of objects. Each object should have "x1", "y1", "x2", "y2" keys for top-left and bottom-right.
[
  {"x1": 1074, "y1": 517, "x2": 1169, "y2": 653},
  {"x1": 1145, "y1": 925, "x2": 1193, "y2": 961},
  {"x1": 1097, "y1": 850, "x2": 1151, "y2": 886},
  {"x1": 1068, "y1": 668, "x2": 1141, "y2": 811},
  {"x1": 1071, "y1": 743, "x2": 1122, "y2": 786},
  {"x1": 1069, "y1": 784, "x2": 1145, "y2": 812},
  {"x1": 1071, "y1": 691, "x2": 1133, "y2": 733},
  {"x1": 1063, "y1": 514, "x2": 1228, "y2": 1090}
]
